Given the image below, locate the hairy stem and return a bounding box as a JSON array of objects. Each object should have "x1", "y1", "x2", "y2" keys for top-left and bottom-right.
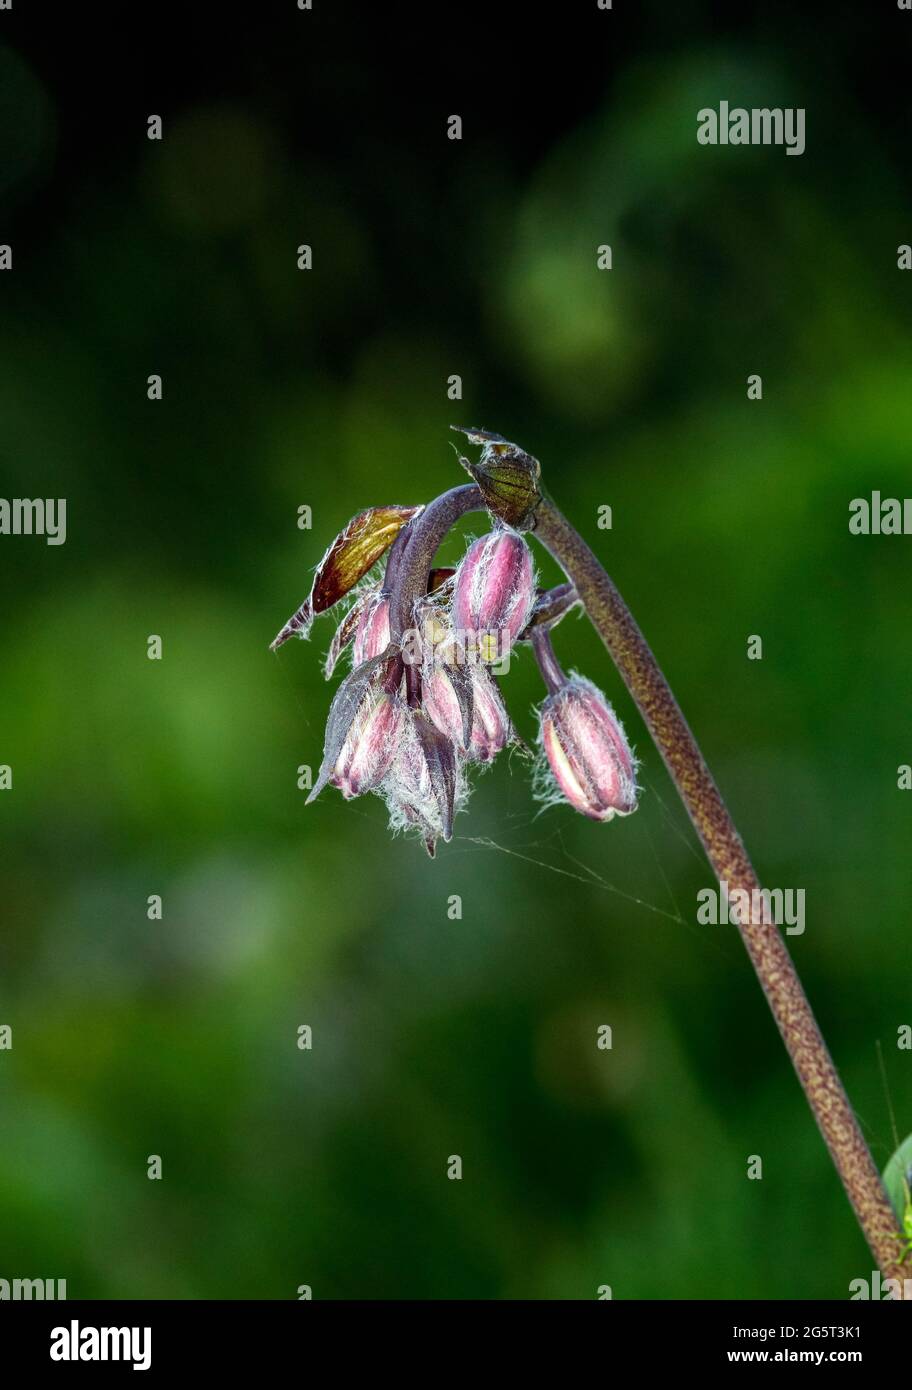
[
  {"x1": 530, "y1": 626, "x2": 567, "y2": 696},
  {"x1": 533, "y1": 495, "x2": 908, "y2": 1289},
  {"x1": 522, "y1": 581, "x2": 580, "y2": 635}
]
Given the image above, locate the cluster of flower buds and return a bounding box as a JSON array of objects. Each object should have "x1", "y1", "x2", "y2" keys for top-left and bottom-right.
[{"x1": 270, "y1": 428, "x2": 639, "y2": 854}]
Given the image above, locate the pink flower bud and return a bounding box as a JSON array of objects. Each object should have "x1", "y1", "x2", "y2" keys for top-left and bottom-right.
[
  {"x1": 332, "y1": 691, "x2": 403, "y2": 799},
  {"x1": 538, "y1": 677, "x2": 637, "y2": 821},
  {"x1": 421, "y1": 661, "x2": 510, "y2": 762},
  {"x1": 352, "y1": 594, "x2": 391, "y2": 665},
  {"x1": 382, "y1": 711, "x2": 461, "y2": 855},
  {"x1": 467, "y1": 668, "x2": 510, "y2": 763},
  {"x1": 451, "y1": 528, "x2": 535, "y2": 659},
  {"x1": 422, "y1": 663, "x2": 469, "y2": 749}
]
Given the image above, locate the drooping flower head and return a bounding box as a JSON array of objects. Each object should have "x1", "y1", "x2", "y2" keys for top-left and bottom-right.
[{"x1": 271, "y1": 429, "x2": 638, "y2": 853}]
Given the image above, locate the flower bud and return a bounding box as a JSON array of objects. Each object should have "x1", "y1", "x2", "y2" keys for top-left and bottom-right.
[
  {"x1": 332, "y1": 690, "x2": 404, "y2": 799},
  {"x1": 383, "y1": 711, "x2": 461, "y2": 855},
  {"x1": 451, "y1": 427, "x2": 542, "y2": 530},
  {"x1": 352, "y1": 594, "x2": 391, "y2": 665},
  {"x1": 451, "y1": 528, "x2": 535, "y2": 660},
  {"x1": 421, "y1": 649, "x2": 510, "y2": 761},
  {"x1": 422, "y1": 662, "x2": 471, "y2": 750},
  {"x1": 538, "y1": 677, "x2": 637, "y2": 821},
  {"x1": 467, "y1": 668, "x2": 510, "y2": 763}
]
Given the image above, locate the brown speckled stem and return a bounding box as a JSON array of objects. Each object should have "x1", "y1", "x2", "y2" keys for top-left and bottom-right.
[{"x1": 534, "y1": 496, "x2": 908, "y2": 1290}]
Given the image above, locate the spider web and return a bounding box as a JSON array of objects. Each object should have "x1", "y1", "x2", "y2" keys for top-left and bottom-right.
[{"x1": 446, "y1": 764, "x2": 733, "y2": 954}]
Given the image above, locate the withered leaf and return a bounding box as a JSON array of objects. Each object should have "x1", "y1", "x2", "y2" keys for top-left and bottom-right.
[
  {"x1": 426, "y1": 567, "x2": 456, "y2": 594},
  {"x1": 270, "y1": 505, "x2": 421, "y2": 651},
  {"x1": 323, "y1": 588, "x2": 376, "y2": 680},
  {"x1": 312, "y1": 505, "x2": 423, "y2": 614}
]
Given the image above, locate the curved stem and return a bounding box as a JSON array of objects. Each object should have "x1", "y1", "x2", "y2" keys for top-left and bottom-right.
[
  {"x1": 388, "y1": 483, "x2": 483, "y2": 640},
  {"x1": 380, "y1": 521, "x2": 415, "y2": 598},
  {"x1": 533, "y1": 496, "x2": 908, "y2": 1290},
  {"x1": 522, "y1": 581, "x2": 580, "y2": 636}
]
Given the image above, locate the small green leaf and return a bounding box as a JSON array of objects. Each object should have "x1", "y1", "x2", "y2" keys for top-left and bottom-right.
[{"x1": 883, "y1": 1133, "x2": 912, "y2": 1226}]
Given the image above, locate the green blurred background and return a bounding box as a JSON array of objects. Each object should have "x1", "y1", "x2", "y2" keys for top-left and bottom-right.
[{"x1": 1, "y1": 2, "x2": 910, "y2": 1298}]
